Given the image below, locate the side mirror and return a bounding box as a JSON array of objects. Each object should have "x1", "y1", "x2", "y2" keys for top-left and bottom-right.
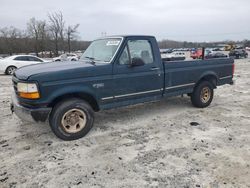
[{"x1": 129, "y1": 57, "x2": 145, "y2": 67}]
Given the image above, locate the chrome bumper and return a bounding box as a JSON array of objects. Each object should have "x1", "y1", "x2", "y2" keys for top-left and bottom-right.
[{"x1": 11, "y1": 93, "x2": 51, "y2": 123}]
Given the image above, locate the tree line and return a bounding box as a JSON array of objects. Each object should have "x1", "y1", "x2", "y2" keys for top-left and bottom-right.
[
  {"x1": 0, "y1": 12, "x2": 249, "y2": 56},
  {"x1": 0, "y1": 12, "x2": 90, "y2": 57}
]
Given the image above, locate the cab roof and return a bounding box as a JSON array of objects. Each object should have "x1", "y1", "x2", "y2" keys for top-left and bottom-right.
[{"x1": 98, "y1": 35, "x2": 155, "y2": 39}]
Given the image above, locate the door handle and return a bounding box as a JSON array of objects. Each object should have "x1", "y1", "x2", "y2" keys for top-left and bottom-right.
[{"x1": 150, "y1": 67, "x2": 160, "y2": 71}]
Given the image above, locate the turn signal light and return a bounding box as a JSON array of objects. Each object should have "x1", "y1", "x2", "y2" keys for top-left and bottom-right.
[{"x1": 19, "y1": 92, "x2": 40, "y2": 99}]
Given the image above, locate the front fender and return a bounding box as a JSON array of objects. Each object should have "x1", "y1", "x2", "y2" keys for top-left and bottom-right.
[
  {"x1": 48, "y1": 85, "x2": 96, "y2": 103},
  {"x1": 37, "y1": 82, "x2": 97, "y2": 106}
]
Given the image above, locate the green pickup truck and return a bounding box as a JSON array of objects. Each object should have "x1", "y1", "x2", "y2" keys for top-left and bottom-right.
[{"x1": 11, "y1": 35, "x2": 234, "y2": 140}]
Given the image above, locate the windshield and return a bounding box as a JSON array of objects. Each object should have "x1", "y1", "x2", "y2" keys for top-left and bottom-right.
[{"x1": 80, "y1": 38, "x2": 122, "y2": 62}]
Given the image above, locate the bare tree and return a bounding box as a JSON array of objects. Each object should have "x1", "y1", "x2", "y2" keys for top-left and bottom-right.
[
  {"x1": 0, "y1": 27, "x2": 22, "y2": 55},
  {"x1": 66, "y1": 24, "x2": 79, "y2": 53},
  {"x1": 48, "y1": 12, "x2": 65, "y2": 56},
  {"x1": 27, "y1": 18, "x2": 47, "y2": 56}
]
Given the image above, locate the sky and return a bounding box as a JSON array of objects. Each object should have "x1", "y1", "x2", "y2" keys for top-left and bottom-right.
[{"x1": 0, "y1": 0, "x2": 250, "y2": 42}]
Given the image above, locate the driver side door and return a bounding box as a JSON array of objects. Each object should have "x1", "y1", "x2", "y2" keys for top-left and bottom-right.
[{"x1": 112, "y1": 39, "x2": 163, "y2": 104}]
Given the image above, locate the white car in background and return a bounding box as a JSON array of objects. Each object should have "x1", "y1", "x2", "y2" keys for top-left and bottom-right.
[
  {"x1": 53, "y1": 53, "x2": 79, "y2": 62},
  {"x1": 0, "y1": 55, "x2": 49, "y2": 75},
  {"x1": 161, "y1": 51, "x2": 186, "y2": 61}
]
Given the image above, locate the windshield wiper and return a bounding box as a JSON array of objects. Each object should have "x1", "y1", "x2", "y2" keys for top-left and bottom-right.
[{"x1": 83, "y1": 56, "x2": 97, "y2": 65}]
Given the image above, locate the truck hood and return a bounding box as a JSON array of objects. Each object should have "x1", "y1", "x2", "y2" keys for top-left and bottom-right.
[{"x1": 14, "y1": 61, "x2": 103, "y2": 81}]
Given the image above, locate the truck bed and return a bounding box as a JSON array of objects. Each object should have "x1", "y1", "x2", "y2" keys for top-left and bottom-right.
[{"x1": 162, "y1": 58, "x2": 234, "y2": 97}]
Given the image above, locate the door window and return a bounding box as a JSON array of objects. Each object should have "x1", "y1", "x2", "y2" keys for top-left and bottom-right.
[
  {"x1": 14, "y1": 56, "x2": 29, "y2": 61},
  {"x1": 118, "y1": 46, "x2": 130, "y2": 65},
  {"x1": 28, "y1": 56, "x2": 43, "y2": 62},
  {"x1": 128, "y1": 40, "x2": 154, "y2": 64}
]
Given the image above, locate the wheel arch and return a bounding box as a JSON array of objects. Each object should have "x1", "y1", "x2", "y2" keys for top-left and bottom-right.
[
  {"x1": 196, "y1": 72, "x2": 218, "y2": 89},
  {"x1": 48, "y1": 92, "x2": 100, "y2": 112},
  {"x1": 5, "y1": 65, "x2": 17, "y2": 74}
]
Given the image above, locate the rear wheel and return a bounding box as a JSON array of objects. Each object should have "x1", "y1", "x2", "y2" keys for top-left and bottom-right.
[
  {"x1": 5, "y1": 66, "x2": 17, "y2": 75},
  {"x1": 191, "y1": 81, "x2": 214, "y2": 108},
  {"x1": 49, "y1": 98, "x2": 94, "y2": 140}
]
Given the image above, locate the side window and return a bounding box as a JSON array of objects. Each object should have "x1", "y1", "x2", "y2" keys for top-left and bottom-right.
[
  {"x1": 128, "y1": 40, "x2": 154, "y2": 64},
  {"x1": 118, "y1": 46, "x2": 130, "y2": 65},
  {"x1": 28, "y1": 56, "x2": 43, "y2": 62},
  {"x1": 14, "y1": 56, "x2": 29, "y2": 61}
]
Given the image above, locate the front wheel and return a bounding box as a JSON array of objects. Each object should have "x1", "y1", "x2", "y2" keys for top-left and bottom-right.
[
  {"x1": 191, "y1": 81, "x2": 214, "y2": 108},
  {"x1": 49, "y1": 98, "x2": 94, "y2": 140}
]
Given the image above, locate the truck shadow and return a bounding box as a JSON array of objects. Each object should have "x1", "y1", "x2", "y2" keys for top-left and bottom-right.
[{"x1": 94, "y1": 96, "x2": 192, "y2": 129}]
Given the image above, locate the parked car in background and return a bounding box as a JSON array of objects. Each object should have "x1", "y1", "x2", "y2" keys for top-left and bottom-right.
[
  {"x1": 205, "y1": 52, "x2": 228, "y2": 59},
  {"x1": 53, "y1": 53, "x2": 79, "y2": 62},
  {"x1": 161, "y1": 51, "x2": 186, "y2": 61},
  {"x1": 190, "y1": 49, "x2": 212, "y2": 59},
  {"x1": 0, "y1": 55, "x2": 49, "y2": 75},
  {"x1": 190, "y1": 49, "x2": 202, "y2": 59},
  {"x1": 235, "y1": 46, "x2": 244, "y2": 50},
  {"x1": 172, "y1": 48, "x2": 189, "y2": 52},
  {"x1": 160, "y1": 49, "x2": 173, "y2": 54},
  {"x1": 229, "y1": 49, "x2": 248, "y2": 59},
  {"x1": 211, "y1": 48, "x2": 221, "y2": 51}
]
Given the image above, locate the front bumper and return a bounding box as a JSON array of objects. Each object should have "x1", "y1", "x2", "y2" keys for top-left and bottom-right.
[{"x1": 11, "y1": 93, "x2": 51, "y2": 123}]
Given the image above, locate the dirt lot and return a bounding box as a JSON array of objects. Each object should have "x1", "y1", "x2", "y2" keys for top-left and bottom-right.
[{"x1": 0, "y1": 58, "x2": 250, "y2": 188}]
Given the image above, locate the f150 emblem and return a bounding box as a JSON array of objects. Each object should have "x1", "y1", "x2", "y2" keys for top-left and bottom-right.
[{"x1": 93, "y1": 83, "x2": 104, "y2": 88}]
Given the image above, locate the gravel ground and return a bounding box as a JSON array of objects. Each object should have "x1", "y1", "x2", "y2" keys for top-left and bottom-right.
[{"x1": 0, "y1": 58, "x2": 250, "y2": 188}]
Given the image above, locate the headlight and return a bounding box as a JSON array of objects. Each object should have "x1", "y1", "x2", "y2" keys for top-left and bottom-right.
[{"x1": 17, "y1": 83, "x2": 40, "y2": 99}]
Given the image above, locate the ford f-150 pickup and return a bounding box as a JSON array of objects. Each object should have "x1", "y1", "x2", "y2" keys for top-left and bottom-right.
[{"x1": 11, "y1": 35, "x2": 234, "y2": 140}]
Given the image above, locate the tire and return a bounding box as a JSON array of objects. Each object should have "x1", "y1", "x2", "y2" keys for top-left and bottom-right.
[
  {"x1": 49, "y1": 98, "x2": 94, "y2": 141},
  {"x1": 191, "y1": 81, "x2": 214, "y2": 108},
  {"x1": 5, "y1": 66, "x2": 17, "y2": 75},
  {"x1": 71, "y1": 58, "x2": 77, "y2": 61}
]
